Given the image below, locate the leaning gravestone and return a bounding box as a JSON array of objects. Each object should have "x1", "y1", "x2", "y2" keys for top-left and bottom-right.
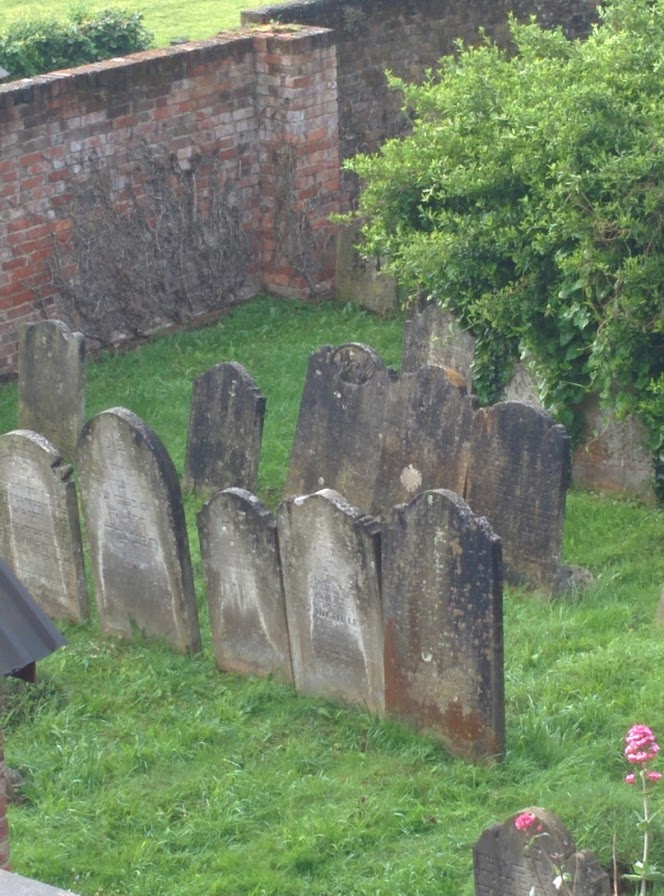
[
  {"x1": 183, "y1": 362, "x2": 266, "y2": 496},
  {"x1": 285, "y1": 344, "x2": 396, "y2": 511},
  {"x1": 473, "y1": 807, "x2": 610, "y2": 895},
  {"x1": 0, "y1": 430, "x2": 88, "y2": 623},
  {"x1": 382, "y1": 490, "x2": 504, "y2": 761},
  {"x1": 371, "y1": 366, "x2": 477, "y2": 518},
  {"x1": 465, "y1": 402, "x2": 570, "y2": 596},
  {"x1": 18, "y1": 320, "x2": 85, "y2": 461},
  {"x1": 77, "y1": 407, "x2": 201, "y2": 654},
  {"x1": 197, "y1": 487, "x2": 293, "y2": 682},
  {"x1": 277, "y1": 489, "x2": 384, "y2": 714},
  {"x1": 401, "y1": 302, "x2": 476, "y2": 389}
]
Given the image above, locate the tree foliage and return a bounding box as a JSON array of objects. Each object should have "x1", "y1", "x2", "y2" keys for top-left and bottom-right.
[
  {"x1": 346, "y1": 0, "x2": 664, "y2": 489},
  {"x1": 0, "y1": 8, "x2": 153, "y2": 80}
]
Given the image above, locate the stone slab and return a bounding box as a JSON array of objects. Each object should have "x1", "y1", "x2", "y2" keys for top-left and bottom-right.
[
  {"x1": 77, "y1": 407, "x2": 201, "y2": 653},
  {"x1": 277, "y1": 489, "x2": 383, "y2": 713},
  {"x1": 197, "y1": 487, "x2": 293, "y2": 681},
  {"x1": 18, "y1": 320, "x2": 85, "y2": 461},
  {"x1": 0, "y1": 430, "x2": 88, "y2": 623},
  {"x1": 183, "y1": 362, "x2": 266, "y2": 496},
  {"x1": 383, "y1": 489, "x2": 504, "y2": 761}
]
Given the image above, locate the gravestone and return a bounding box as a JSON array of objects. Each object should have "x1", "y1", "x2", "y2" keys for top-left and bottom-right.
[
  {"x1": 473, "y1": 807, "x2": 610, "y2": 895},
  {"x1": 77, "y1": 407, "x2": 201, "y2": 654},
  {"x1": 0, "y1": 430, "x2": 88, "y2": 623},
  {"x1": 286, "y1": 344, "x2": 396, "y2": 511},
  {"x1": 183, "y1": 362, "x2": 266, "y2": 496},
  {"x1": 197, "y1": 487, "x2": 293, "y2": 682},
  {"x1": 402, "y1": 302, "x2": 476, "y2": 389},
  {"x1": 335, "y1": 222, "x2": 398, "y2": 315},
  {"x1": 465, "y1": 402, "x2": 570, "y2": 596},
  {"x1": 18, "y1": 320, "x2": 85, "y2": 461},
  {"x1": 571, "y1": 392, "x2": 656, "y2": 503},
  {"x1": 277, "y1": 489, "x2": 384, "y2": 713},
  {"x1": 383, "y1": 489, "x2": 504, "y2": 761},
  {"x1": 372, "y1": 366, "x2": 477, "y2": 518}
]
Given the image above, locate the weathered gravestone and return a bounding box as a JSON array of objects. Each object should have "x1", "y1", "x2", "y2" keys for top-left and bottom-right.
[
  {"x1": 465, "y1": 402, "x2": 570, "y2": 596},
  {"x1": 383, "y1": 489, "x2": 504, "y2": 761},
  {"x1": 335, "y1": 222, "x2": 398, "y2": 315},
  {"x1": 18, "y1": 320, "x2": 85, "y2": 461},
  {"x1": 473, "y1": 807, "x2": 610, "y2": 895},
  {"x1": 287, "y1": 344, "x2": 476, "y2": 521},
  {"x1": 77, "y1": 407, "x2": 201, "y2": 654},
  {"x1": 285, "y1": 344, "x2": 396, "y2": 511},
  {"x1": 401, "y1": 302, "x2": 476, "y2": 389},
  {"x1": 197, "y1": 487, "x2": 293, "y2": 682},
  {"x1": 183, "y1": 362, "x2": 266, "y2": 496},
  {"x1": 0, "y1": 430, "x2": 88, "y2": 622},
  {"x1": 372, "y1": 366, "x2": 477, "y2": 518},
  {"x1": 277, "y1": 489, "x2": 384, "y2": 714}
]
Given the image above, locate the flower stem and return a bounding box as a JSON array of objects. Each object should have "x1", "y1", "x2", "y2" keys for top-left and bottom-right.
[{"x1": 641, "y1": 770, "x2": 649, "y2": 896}]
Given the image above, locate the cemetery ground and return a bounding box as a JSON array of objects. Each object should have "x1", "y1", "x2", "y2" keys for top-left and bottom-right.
[
  {"x1": 0, "y1": 297, "x2": 663, "y2": 895},
  {"x1": 0, "y1": 0, "x2": 253, "y2": 49}
]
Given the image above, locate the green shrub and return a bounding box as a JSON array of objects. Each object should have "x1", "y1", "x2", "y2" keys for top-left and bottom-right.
[
  {"x1": 346, "y1": 0, "x2": 664, "y2": 493},
  {"x1": 0, "y1": 7, "x2": 153, "y2": 79}
]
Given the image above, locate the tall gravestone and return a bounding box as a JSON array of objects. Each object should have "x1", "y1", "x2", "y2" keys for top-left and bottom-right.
[
  {"x1": 18, "y1": 320, "x2": 85, "y2": 461},
  {"x1": 465, "y1": 402, "x2": 570, "y2": 596},
  {"x1": 277, "y1": 489, "x2": 384, "y2": 714},
  {"x1": 473, "y1": 808, "x2": 610, "y2": 895},
  {"x1": 197, "y1": 487, "x2": 293, "y2": 682},
  {"x1": 285, "y1": 344, "x2": 396, "y2": 511},
  {"x1": 372, "y1": 366, "x2": 477, "y2": 518},
  {"x1": 0, "y1": 430, "x2": 88, "y2": 622},
  {"x1": 183, "y1": 362, "x2": 266, "y2": 496},
  {"x1": 383, "y1": 489, "x2": 504, "y2": 761},
  {"x1": 77, "y1": 407, "x2": 201, "y2": 654},
  {"x1": 402, "y1": 302, "x2": 476, "y2": 389}
]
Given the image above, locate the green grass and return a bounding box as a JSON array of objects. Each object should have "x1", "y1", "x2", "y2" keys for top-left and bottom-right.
[
  {"x1": 0, "y1": 0, "x2": 270, "y2": 49},
  {"x1": 1, "y1": 296, "x2": 663, "y2": 896}
]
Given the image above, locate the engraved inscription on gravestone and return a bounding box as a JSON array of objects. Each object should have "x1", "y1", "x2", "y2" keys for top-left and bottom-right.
[
  {"x1": 18, "y1": 320, "x2": 85, "y2": 461},
  {"x1": 0, "y1": 430, "x2": 88, "y2": 623},
  {"x1": 277, "y1": 489, "x2": 384, "y2": 714},
  {"x1": 77, "y1": 407, "x2": 201, "y2": 654},
  {"x1": 197, "y1": 487, "x2": 293, "y2": 682},
  {"x1": 383, "y1": 489, "x2": 504, "y2": 761},
  {"x1": 184, "y1": 362, "x2": 266, "y2": 496}
]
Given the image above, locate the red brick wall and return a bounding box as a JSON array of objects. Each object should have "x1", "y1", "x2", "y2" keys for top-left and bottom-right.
[
  {"x1": 0, "y1": 729, "x2": 9, "y2": 871},
  {"x1": 0, "y1": 26, "x2": 339, "y2": 376}
]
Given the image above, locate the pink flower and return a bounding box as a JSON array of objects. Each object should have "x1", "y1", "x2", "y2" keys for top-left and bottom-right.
[
  {"x1": 515, "y1": 811, "x2": 538, "y2": 831},
  {"x1": 625, "y1": 724, "x2": 661, "y2": 764},
  {"x1": 647, "y1": 771, "x2": 663, "y2": 783},
  {"x1": 626, "y1": 773, "x2": 636, "y2": 784}
]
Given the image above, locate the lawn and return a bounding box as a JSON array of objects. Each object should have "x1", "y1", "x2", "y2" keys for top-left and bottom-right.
[
  {"x1": 0, "y1": 0, "x2": 276, "y2": 49},
  {"x1": 1, "y1": 296, "x2": 663, "y2": 896}
]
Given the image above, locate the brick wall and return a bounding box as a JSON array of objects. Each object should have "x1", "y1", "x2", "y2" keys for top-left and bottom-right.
[
  {"x1": 0, "y1": 0, "x2": 598, "y2": 379},
  {"x1": 0, "y1": 729, "x2": 8, "y2": 871},
  {"x1": 0, "y1": 26, "x2": 339, "y2": 375},
  {"x1": 243, "y1": 0, "x2": 598, "y2": 167}
]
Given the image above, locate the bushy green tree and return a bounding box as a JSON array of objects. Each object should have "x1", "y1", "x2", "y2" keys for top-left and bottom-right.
[
  {"x1": 0, "y1": 8, "x2": 153, "y2": 79},
  {"x1": 346, "y1": 0, "x2": 664, "y2": 490}
]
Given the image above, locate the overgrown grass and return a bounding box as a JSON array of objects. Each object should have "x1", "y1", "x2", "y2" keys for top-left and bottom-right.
[
  {"x1": 0, "y1": 0, "x2": 268, "y2": 50},
  {"x1": 1, "y1": 297, "x2": 663, "y2": 896}
]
